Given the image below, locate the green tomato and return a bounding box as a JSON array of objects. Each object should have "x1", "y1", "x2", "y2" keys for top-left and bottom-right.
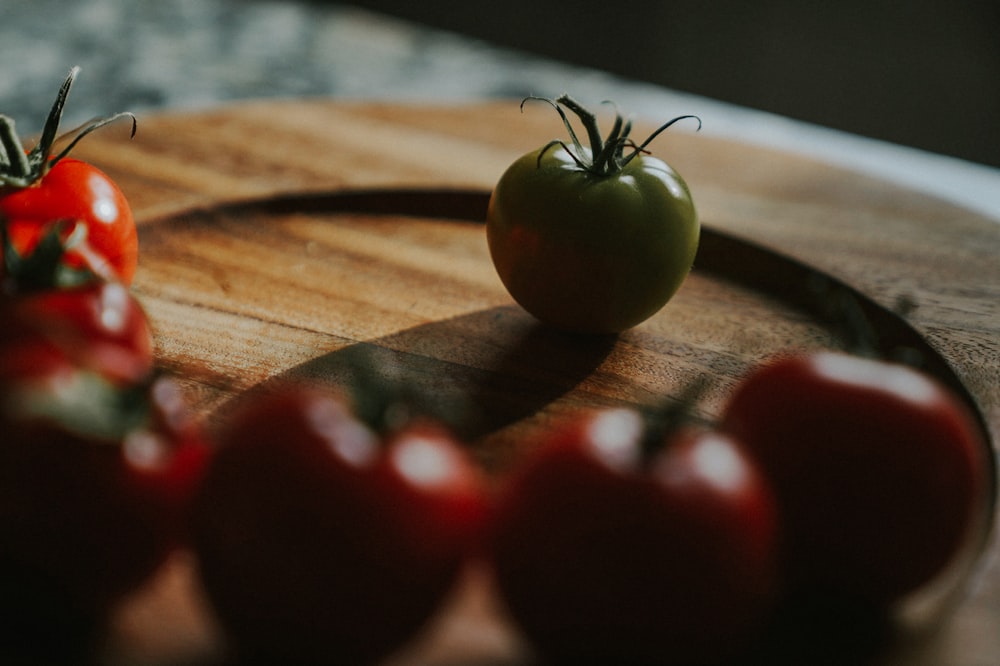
[{"x1": 486, "y1": 96, "x2": 700, "y2": 334}]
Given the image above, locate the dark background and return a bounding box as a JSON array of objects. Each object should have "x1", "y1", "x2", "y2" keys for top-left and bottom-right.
[{"x1": 347, "y1": 1, "x2": 1000, "y2": 167}]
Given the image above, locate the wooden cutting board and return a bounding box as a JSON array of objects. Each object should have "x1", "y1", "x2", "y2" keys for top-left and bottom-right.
[{"x1": 64, "y1": 100, "x2": 999, "y2": 665}]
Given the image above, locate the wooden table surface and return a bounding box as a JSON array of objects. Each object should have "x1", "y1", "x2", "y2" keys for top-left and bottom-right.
[{"x1": 67, "y1": 100, "x2": 999, "y2": 665}]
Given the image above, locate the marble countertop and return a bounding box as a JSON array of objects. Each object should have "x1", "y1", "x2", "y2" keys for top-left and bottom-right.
[{"x1": 4, "y1": 0, "x2": 999, "y2": 222}]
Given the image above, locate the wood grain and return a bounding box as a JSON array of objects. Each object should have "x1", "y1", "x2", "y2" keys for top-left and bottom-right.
[{"x1": 60, "y1": 100, "x2": 999, "y2": 666}]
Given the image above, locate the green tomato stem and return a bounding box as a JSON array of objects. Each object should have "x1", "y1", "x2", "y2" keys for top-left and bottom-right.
[
  {"x1": 0, "y1": 66, "x2": 136, "y2": 189},
  {"x1": 0, "y1": 116, "x2": 31, "y2": 184},
  {"x1": 1, "y1": 220, "x2": 97, "y2": 295},
  {"x1": 621, "y1": 114, "x2": 703, "y2": 168},
  {"x1": 50, "y1": 112, "x2": 137, "y2": 164},
  {"x1": 639, "y1": 376, "x2": 712, "y2": 463},
  {"x1": 11, "y1": 368, "x2": 152, "y2": 442},
  {"x1": 556, "y1": 95, "x2": 606, "y2": 168},
  {"x1": 30, "y1": 66, "x2": 80, "y2": 167},
  {"x1": 526, "y1": 95, "x2": 702, "y2": 178}
]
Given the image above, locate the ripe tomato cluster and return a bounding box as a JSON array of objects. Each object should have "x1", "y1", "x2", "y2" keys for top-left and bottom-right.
[
  {"x1": 0, "y1": 75, "x2": 993, "y2": 666},
  {"x1": 488, "y1": 352, "x2": 991, "y2": 665},
  {"x1": 0, "y1": 69, "x2": 209, "y2": 660},
  {"x1": 189, "y1": 352, "x2": 991, "y2": 665}
]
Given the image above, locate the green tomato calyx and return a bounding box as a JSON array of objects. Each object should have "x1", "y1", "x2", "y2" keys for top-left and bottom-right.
[
  {"x1": 0, "y1": 66, "x2": 136, "y2": 189},
  {"x1": 524, "y1": 94, "x2": 700, "y2": 177},
  {"x1": 638, "y1": 375, "x2": 712, "y2": 463},
  {"x1": 1, "y1": 219, "x2": 99, "y2": 295},
  {"x1": 9, "y1": 366, "x2": 154, "y2": 443}
]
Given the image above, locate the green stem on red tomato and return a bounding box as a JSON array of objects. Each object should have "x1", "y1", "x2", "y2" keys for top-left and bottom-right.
[
  {"x1": 0, "y1": 116, "x2": 31, "y2": 183},
  {"x1": 639, "y1": 377, "x2": 712, "y2": 463},
  {"x1": 0, "y1": 66, "x2": 136, "y2": 190},
  {"x1": 1, "y1": 220, "x2": 97, "y2": 294},
  {"x1": 50, "y1": 112, "x2": 137, "y2": 165},
  {"x1": 30, "y1": 66, "x2": 80, "y2": 166}
]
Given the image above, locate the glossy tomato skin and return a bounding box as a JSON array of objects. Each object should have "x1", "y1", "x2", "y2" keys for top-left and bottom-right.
[
  {"x1": 0, "y1": 279, "x2": 154, "y2": 386},
  {"x1": 0, "y1": 158, "x2": 138, "y2": 284},
  {"x1": 489, "y1": 409, "x2": 778, "y2": 665},
  {"x1": 191, "y1": 387, "x2": 488, "y2": 665},
  {"x1": 0, "y1": 374, "x2": 210, "y2": 639},
  {"x1": 487, "y1": 146, "x2": 699, "y2": 334},
  {"x1": 721, "y1": 352, "x2": 990, "y2": 607}
]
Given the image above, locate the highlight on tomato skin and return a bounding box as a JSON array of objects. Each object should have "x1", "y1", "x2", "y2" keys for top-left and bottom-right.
[
  {"x1": 0, "y1": 369, "x2": 211, "y2": 661},
  {"x1": 0, "y1": 66, "x2": 205, "y2": 662},
  {"x1": 189, "y1": 385, "x2": 490, "y2": 666},
  {"x1": 0, "y1": 67, "x2": 138, "y2": 286},
  {"x1": 0, "y1": 160, "x2": 139, "y2": 285},
  {"x1": 487, "y1": 407, "x2": 779, "y2": 666},
  {"x1": 720, "y1": 351, "x2": 993, "y2": 612},
  {"x1": 0, "y1": 279, "x2": 154, "y2": 386}
]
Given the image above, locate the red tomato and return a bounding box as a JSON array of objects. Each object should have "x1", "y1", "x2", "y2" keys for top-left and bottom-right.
[
  {"x1": 0, "y1": 279, "x2": 154, "y2": 386},
  {"x1": 721, "y1": 352, "x2": 991, "y2": 607},
  {"x1": 191, "y1": 386, "x2": 489, "y2": 665},
  {"x1": 0, "y1": 67, "x2": 137, "y2": 285},
  {"x1": 489, "y1": 408, "x2": 778, "y2": 665},
  {"x1": 0, "y1": 158, "x2": 138, "y2": 284},
  {"x1": 0, "y1": 373, "x2": 210, "y2": 633}
]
